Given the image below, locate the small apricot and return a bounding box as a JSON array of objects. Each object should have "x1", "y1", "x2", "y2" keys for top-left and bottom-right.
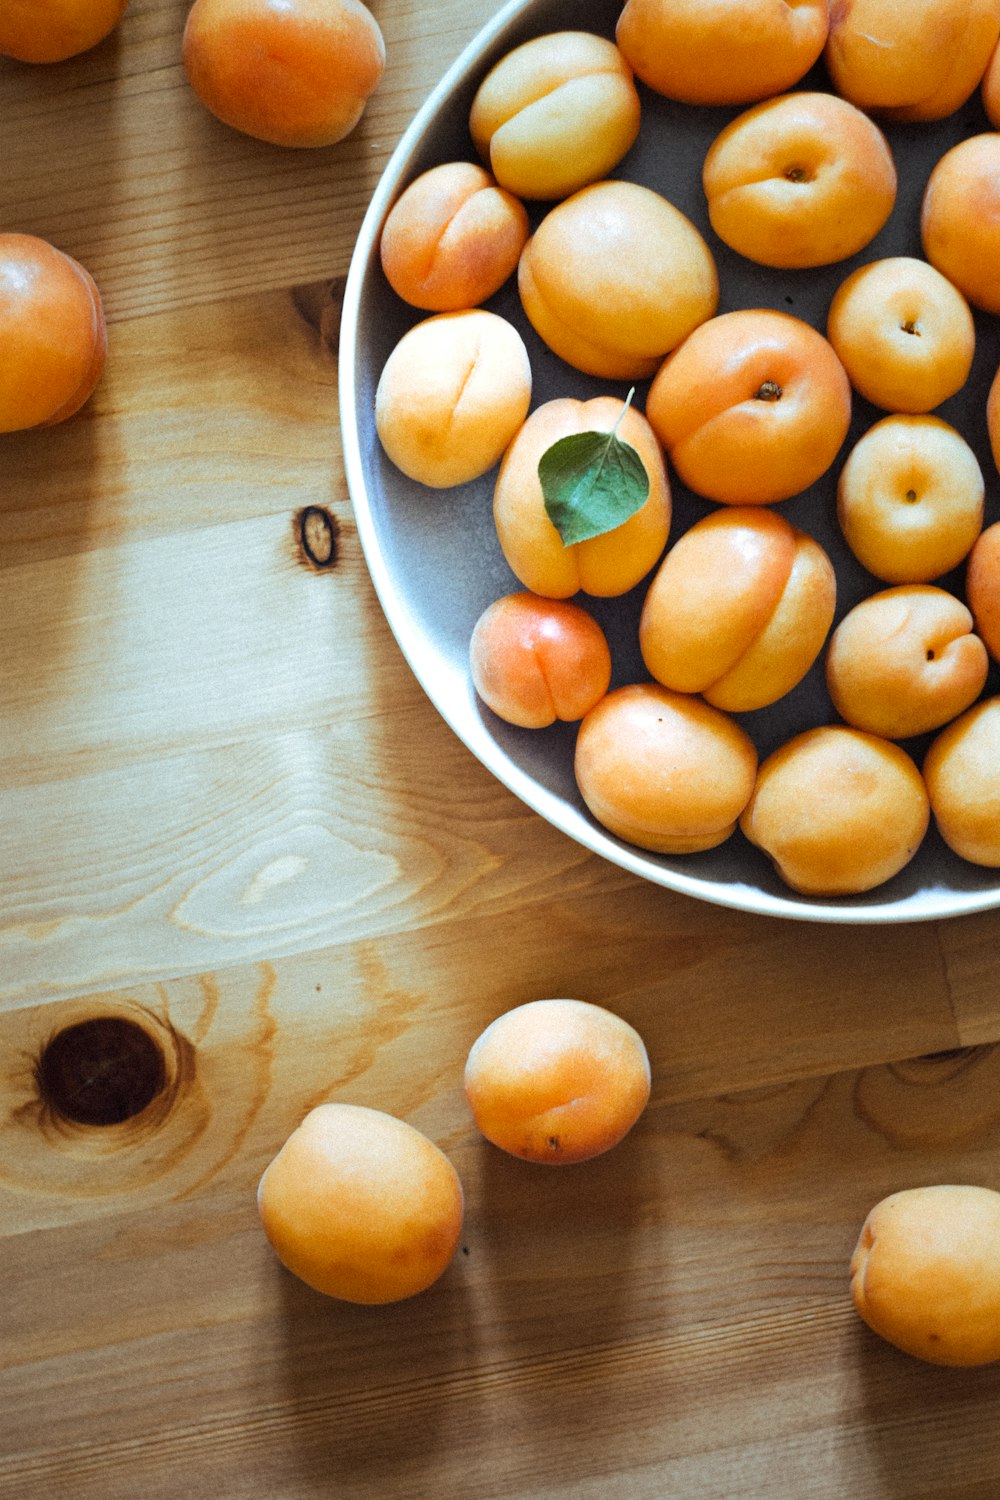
[
  {"x1": 966, "y1": 521, "x2": 1000, "y2": 662},
  {"x1": 257, "y1": 1103, "x2": 464, "y2": 1303},
  {"x1": 921, "y1": 135, "x2": 1000, "y2": 316},
  {"x1": 0, "y1": 0, "x2": 127, "y2": 62},
  {"x1": 182, "y1": 0, "x2": 385, "y2": 149},
  {"x1": 0, "y1": 232, "x2": 107, "y2": 433},
  {"x1": 379, "y1": 162, "x2": 529, "y2": 312},
  {"x1": 827, "y1": 257, "x2": 975, "y2": 415},
  {"x1": 988, "y1": 363, "x2": 1000, "y2": 477},
  {"x1": 615, "y1": 0, "x2": 829, "y2": 107},
  {"x1": 645, "y1": 309, "x2": 852, "y2": 507},
  {"x1": 925, "y1": 697, "x2": 1000, "y2": 866},
  {"x1": 702, "y1": 92, "x2": 897, "y2": 270},
  {"x1": 464, "y1": 998, "x2": 650, "y2": 1165},
  {"x1": 469, "y1": 31, "x2": 641, "y2": 201},
  {"x1": 851, "y1": 1185, "x2": 1000, "y2": 1365},
  {"x1": 470, "y1": 592, "x2": 612, "y2": 729},
  {"x1": 375, "y1": 310, "x2": 532, "y2": 489}
]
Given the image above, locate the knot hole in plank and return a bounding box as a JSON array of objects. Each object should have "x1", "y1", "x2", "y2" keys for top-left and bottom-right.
[
  {"x1": 34, "y1": 1009, "x2": 194, "y2": 1134},
  {"x1": 297, "y1": 505, "x2": 339, "y2": 569}
]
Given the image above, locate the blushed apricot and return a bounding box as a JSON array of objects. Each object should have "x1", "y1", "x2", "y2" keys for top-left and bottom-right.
[
  {"x1": 826, "y1": 0, "x2": 1000, "y2": 123},
  {"x1": 837, "y1": 416, "x2": 984, "y2": 584},
  {"x1": 826, "y1": 586, "x2": 988, "y2": 740},
  {"x1": 851, "y1": 1185, "x2": 1000, "y2": 1365},
  {"x1": 827, "y1": 257, "x2": 975, "y2": 415},
  {"x1": 925, "y1": 697, "x2": 1000, "y2": 866},
  {"x1": 0, "y1": 0, "x2": 126, "y2": 61},
  {"x1": 493, "y1": 396, "x2": 670, "y2": 598},
  {"x1": 740, "y1": 726, "x2": 930, "y2": 894},
  {"x1": 0, "y1": 233, "x2": 107, "y2": 433},
  {"x1": 469, "y1": 31, "x2": 640, "y2": 201},
  {"x1": 639, "y1": 508, "x2": 836, "y2": 712},
  {"x1": 645, "y1": 309, "x2": 851, "y2": 506},
  {"x1": 702, "y1": 92, "x2": 896, "y2": 270},
  {"x1": 464, "y1": 998, "x2": 650, "y2": 1164},
  {"x1": 967, "y1": 521, "x2": 1000, "y2": 661},
  {"x1": 257, "y1": 1103, "x2": 464, "y2": 1303},
  {"x1": 379, "y1": 162, "x2": 529, "y2": 313},
  {"x1": 615, "y1": 0, "x2": 828, "y2": 107},
  {"x1": 921, "y1": 135, "x2": 1000, "y2": 316},
  {"x1": 182, "y1": 0, "x2": 384, "y2": 148},
  {"x1": 469, "y1": 592, "x2": 612, "y2": 728},
  {"x1": 517, "y1": 180, "x2": 718, "y2": 380},
  {"x1": 574, "y1": 683, "x2": 758, "y2": 854},
  {"x1": 988, "y1": 363, "x2": 1000, "y2": 476},
  {"x1": 375, "y1": 310, "x2": 531, "y2": 489}
]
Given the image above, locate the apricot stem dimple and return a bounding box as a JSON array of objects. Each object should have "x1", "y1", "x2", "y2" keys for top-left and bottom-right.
[
  {"x1": 784, "y1": 165, "x2": 810, "y2": 182},
  {"x1": 901, "y1": 320, "x2": 921, "y2": 335},
  {"x1": 905, "y1": 488, "x2": 918, "y2": 503},
  {"x1": 755, "y1": 380, "x2": 782, "y2": 401}
]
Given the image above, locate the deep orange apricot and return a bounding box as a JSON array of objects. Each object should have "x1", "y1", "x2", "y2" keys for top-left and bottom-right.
[
  {"x1": 470, "y1": 592, "x2": 612, "y2": 728},
  {"x1": 967, "y1": 521, "x2": 1000, "y2": 662},
  {"x1": 182, "y1": 0, "x2": 385, "y2": 148},
  {"x1": 257, "y1": 1103, "x2": 464, "y2": 1303},
  {"x1": 0, "y1": 232, "x2": 107, "y2": 433},
  {"x1": 0, "y1": 0, "x2": 126, "y2": 62},
  {"x1": 921, "y1": 135, "x2": 1000, "y2": 316},
  {"x1": 464, "y1": 998, "x2": 650, "y2": 1164}
]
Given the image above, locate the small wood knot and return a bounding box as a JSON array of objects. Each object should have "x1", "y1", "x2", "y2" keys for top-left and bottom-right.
[
  {"x1": 298, "y1": 506, "x2": 338, "y2": 569},
  {"x1": 36, "y1": 1017, "x2": 167, "y2": 1126}
]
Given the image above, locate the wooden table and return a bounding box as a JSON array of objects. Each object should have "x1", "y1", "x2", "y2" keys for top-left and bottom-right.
[{"x1": 3, "y1": 4, "x2": 1000, "y2": 1495}]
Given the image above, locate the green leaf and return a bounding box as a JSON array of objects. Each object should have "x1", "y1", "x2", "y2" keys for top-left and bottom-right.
[{"x1": 537, "y1": 393, "x2": 650, "y2": 547}]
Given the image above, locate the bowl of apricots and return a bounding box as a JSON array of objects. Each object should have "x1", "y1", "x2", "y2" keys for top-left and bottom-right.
[{"x1": 340, "y1": 0, "x2": 1000, "y2": 924}]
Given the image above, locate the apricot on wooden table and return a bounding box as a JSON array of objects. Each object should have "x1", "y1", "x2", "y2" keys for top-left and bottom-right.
[
  {"x1": 644, "y1": 309, "x2": 851, "y2": 506},
  {"x1": 0, "y1": 232, "x2": 107, "y2": 433},
  {"x1": 924, "y1": 698, "x2": 1000, "y2": 867},
  {"x1": 257, "y1": 1103, "x2": 464, "y2": 1303},
  {"x1": 921, "y1": 134, "x2": 1000, "y2": 316},
  {"x1": 464, "y1": 998, "x2": 650, "y2": 1164},
  {"x1": 825, "y1": 586, "x2": 988, "y2": 740},
  {"x1": 182, "y1": 0, "x2": 384, "y2": 148},
  {"x1": 375, "y1": 309, "x2": 531, "y2": 489},
  {"x1": 825, "y1": 0, "x2": 1000, "y2": 123},
  {"x1": 851, "y1": 1185, "x2": 1000, "y2": 1365},
  {"x1": 517, "y1": 179, "x2": 718, "y2": 380},
  {"x1": 702, "y1": 92, "x2": 897, "y2": 270},
  {"x1": 827, "y1": 257, "x2": 975, "y2": 415},
  {"x1": 379, "y1": 162, "x2": 529, "y2": 313},
  {"x1": 639, "y1": 507, "x2": 835, "y2": 712},
  {"x1": 740, "y1": 726, "x2": 929, "y2": 895},
  {"x1": 837, "y1": 415, "x2": 984, "y2": 584},
  {"x1": 615, "y1": 0, "x2": 829, "y2": 107},
  {"x1": 493, "y1": 395, "x2": 670, "y2": 598},
  {"x1": 575, "y1": 683, "x2": 758, "y2": 855},
  {"x1": 469, "y1": 592, "x2": 612, "y2": 729},
  {"x1": 469, "y1": 31, "x2": 640, "y2": 201},
  {"x1": 966, "y1": 521, "x2": 1000, "y2": 662},
  {"x1": 0, "y1": 0, "x2": 126, "y2": 60}
]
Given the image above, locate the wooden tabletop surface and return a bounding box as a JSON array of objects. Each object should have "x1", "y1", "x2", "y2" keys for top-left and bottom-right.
[{"x1": 4, "y1": 3, "x2": 1000, "y2": 1496}]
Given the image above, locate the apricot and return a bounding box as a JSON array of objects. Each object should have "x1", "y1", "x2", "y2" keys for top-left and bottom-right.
[
  {"x1": 517, "y1": 180, "x2": 718, "y2": 380},
  {"x1": 469, "y1": 592, "x2": 612, "y2": 728},
  {"x1": 827, "y1": 257, "x2": 975, "y2": 415},
  {"x1": 645, "y1": 309, "x2": 852, "y2": 507},
  {"x1": 825, "y1": 0, "x2": 1000, "y2": 123},
  {"x1": 740, "y1": 726, "x2": 930, "y2": 895},
  {"x1": 493, "y1": 396, "x2": 670, "y2": 598},
  {"x1": 0, "y1": 233, "x2": 107, "y2": 434},
  {"x1": 851, "y1": 1185, "x2": 1000, "y2": 1365},
  {"x1": 182, "y1": 0, "x2": 384, "y2": 149},
  {"x1": 983, "y1": 38, "x2": 1000, "y2": 126},
  {"x1": 615, "y1": 0, "x2": 828, "y2": 107},
  {"x1": 837, "y1": 416, "x2": 984, "y2": 584},
  {"x1": 921, "y1": 135, "x2": 1000, "y2": 316},
  {"x1": 464, "y1": 998, "x2": 650, "y2": 1164},
  {"x1": 469, "y1": 31, "x2": 640, "y2": 201},
  {"x1": 967, "y1": 521, "x2": 1000, "y2": 662},
  {"x1": 826, "y1": 586, "x2": 988, "y2": 740},
  {"x1": 574, "y1": 683, "x2": 758, "y2": 855},
  {"x1": 925, "y1": 698, "x2": 1000, "y2": 866},
  {"x1": 379, "y1": 162, "x2": 529, "y2": 313},
  {"x1": 257, "y1": 1103, "x2": 464, "y2": 1303},
  {"x1": 639, "y1": 508, "x2": 836, "y2": 712},
  {"x1": 375, "y1": 310, "x2": 531, "y2": 489},
  {"x1": 702, "y1": 92, "x2": 897, "y2": 270},
  {"x1": 0, "y1": 0, "x2": 126, "y2": 61},
  {"x1": 988, "y1": 363, "x2": 1000, "y2": 477}
]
